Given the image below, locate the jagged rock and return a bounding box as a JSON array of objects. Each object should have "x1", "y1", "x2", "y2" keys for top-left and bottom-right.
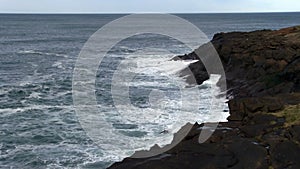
[
  {"x1": 270, "y1": 141, "x2": 300, "y2": 169},
  {"x1": 227, "y1": 99, "x2": 246, "y2": 121},
  {"x1": 290, "y1": 125, "x2": 300, "y2": 142},
  {"x1": 108, "y1": 26, "x2": 300, "y2": 169}
]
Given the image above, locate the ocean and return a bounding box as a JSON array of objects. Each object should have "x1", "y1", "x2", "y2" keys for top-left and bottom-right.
[{"x1": 0, "y1": 13, "x2": 300, "y2": 169}]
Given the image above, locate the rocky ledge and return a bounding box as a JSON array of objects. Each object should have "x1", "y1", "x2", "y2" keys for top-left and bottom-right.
[{"x1": 109, "y1": 26, "x2": 300, "y2": 169}]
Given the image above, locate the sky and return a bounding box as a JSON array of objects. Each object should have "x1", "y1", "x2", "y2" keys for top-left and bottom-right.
[{"x1": 0, "y1": 0, "x2": 299, "y2": 13}]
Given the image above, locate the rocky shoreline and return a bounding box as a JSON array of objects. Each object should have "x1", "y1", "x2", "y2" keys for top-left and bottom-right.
[{"x1": 109, "y1": 26, "x2": 300, "y2": 169}]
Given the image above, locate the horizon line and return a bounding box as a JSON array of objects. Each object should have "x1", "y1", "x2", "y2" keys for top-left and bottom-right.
[{"x1": 0, "y1": 11, "x2": 299, "y2": 15}]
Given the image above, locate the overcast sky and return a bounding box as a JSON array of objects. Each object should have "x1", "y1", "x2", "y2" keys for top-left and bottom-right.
[{"x1": 0, "y1": 0, "x2": 299, "y2": 13}]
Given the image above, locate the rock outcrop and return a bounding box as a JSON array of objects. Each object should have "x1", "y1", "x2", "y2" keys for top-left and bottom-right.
[{"x1": 108, "y1": 26, "x2": 300, "y2": 169}]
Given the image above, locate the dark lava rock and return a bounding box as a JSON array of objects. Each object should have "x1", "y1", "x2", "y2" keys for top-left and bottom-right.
[
  {"x1": 270, "y1": 141, "x2": 300, "y2": 169},
  {"x1": 290, "y1": 125, "x2": 300, "y2": 142},
  {"x1": 108, "y1": 26, "x2": 300, "y2": 169}
]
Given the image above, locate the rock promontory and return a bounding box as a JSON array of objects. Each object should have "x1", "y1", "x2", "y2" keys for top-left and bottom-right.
[{"x1": 109, "y1": 26, "x2": 300, "y2": 169}]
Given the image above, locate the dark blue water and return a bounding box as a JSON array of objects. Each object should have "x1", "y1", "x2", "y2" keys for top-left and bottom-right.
[{"x1": 0, "y1": 13, "x2": 300, "y2": 169}]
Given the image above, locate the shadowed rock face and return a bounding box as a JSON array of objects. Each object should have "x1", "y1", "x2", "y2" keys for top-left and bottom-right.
[
  {"x1": 108, "y1": 26, "x2": 300, "y2": 169},
  {"x1": 215, "y1": 27, "x2": 300, "y2": 97},
  {"x1": 179, "y1": 26, "x2": 300, "y2": 97}
]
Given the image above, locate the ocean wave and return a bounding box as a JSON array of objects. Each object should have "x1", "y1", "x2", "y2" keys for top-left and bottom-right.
[
  {"x1": 76, "y1": 51, "x2": 230, "y2": 162},
  {"x1": 18, "y1": 50, "x2": 68, "y2": 58},
  {"x1": 0, "y1": 105, "x2": 74, "y2": 116}
]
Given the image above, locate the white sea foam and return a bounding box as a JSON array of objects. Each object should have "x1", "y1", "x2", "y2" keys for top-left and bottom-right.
[
  {"x1": 0, "y1": 105, "x2": 74, "y2": 117},
  {"x1": 18, "y1": 50, "x2": 68, "y2": 58},
  {"x1": 52, "y1": 61, "x2": 64, "y2": 69},
  {"x1": 125, "y1": 55, "x2": 199, "y2": 76},
  {"x1": 27, "y1": 92, "x2": 42, "y2": 99},
  {"x1": 92, "y1": 52, "x2": 229, "y2": 162},
  {"x1": 0, "y1": 89, "x2": 8, "y2": 95}
]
